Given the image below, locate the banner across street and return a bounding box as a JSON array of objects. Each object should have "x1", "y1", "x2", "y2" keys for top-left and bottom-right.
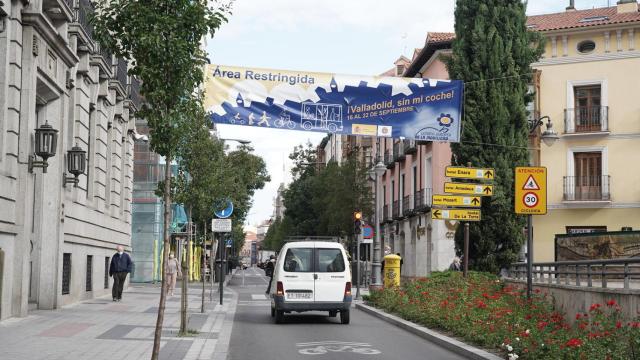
[{"x1": 204, "y1": 65, "x2": 464, "y2": 142}]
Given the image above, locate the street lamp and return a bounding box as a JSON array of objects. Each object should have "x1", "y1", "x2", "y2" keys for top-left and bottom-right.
[
  {"x1": 529, "y1": 115, "x2": 559, "y2": 147},
  {"x1": 369, "y1": 160, "x2": 387, "y2": 289},
  {"x1": 63, "y1": 144, "x2": 87, "y2": 187},
  {"x1": 28, "y1": 121, "x2": 59, "y2": 173}
]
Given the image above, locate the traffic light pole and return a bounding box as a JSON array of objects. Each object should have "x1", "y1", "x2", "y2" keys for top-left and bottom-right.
[
  {"x1": 355, "y1": 232, "x2": 361, "y2": 299},
  {"x1": 219, "y1": 231, "x2": 225, "y2": 305}
]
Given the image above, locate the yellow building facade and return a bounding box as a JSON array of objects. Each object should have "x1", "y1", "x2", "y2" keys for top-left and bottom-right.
[{"x1": 528, "y1": 1, "x2": 640, "y2": 261}]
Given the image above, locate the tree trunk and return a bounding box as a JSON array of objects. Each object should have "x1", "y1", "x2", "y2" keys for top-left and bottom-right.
[
  {"x1": 201, "y1": 222, "x2": 206, "y2": 313},
  {"x1": 179, "y1": 206, "x2": 192, "y2": 334},
  {"x1": 151, "y1": 154, "x2": 172, "y2": 360}
]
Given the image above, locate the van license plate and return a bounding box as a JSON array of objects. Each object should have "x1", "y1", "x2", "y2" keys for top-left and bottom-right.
[{"x1": 287, "y1": 292, "x2": 312, "y2": 300}]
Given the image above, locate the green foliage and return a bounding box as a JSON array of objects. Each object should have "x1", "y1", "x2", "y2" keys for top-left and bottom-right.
[
  {"x1": 445, "y1": 0, "x2": 544, "y2": 273},
  {"x1": 368, "y1": 273, "x2": 640, "y2": 359},
  {"x1": 268, "y1": 141, "x2": 372, "y2": 250}
]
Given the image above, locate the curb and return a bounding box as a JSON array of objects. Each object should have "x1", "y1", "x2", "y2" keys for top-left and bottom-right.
[{"x1": 356, "y1": 303, "x2": 503, "y2": 360}]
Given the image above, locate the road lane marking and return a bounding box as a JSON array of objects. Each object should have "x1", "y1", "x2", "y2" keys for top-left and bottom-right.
[
  {"x1": 251, "y1": 294, "x2": 267, "y2": 300},
  {"x1": 296, "y1": 341, "x2": 381, "y2": 355}
]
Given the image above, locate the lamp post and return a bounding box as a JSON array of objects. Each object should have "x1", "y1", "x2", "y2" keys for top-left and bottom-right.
[
  {"x1": 369, "y1": 161, "x2": 386, "y2": 289},
  {"x1": 525, "y1": 115, "x2": 557, "y2": 298}
]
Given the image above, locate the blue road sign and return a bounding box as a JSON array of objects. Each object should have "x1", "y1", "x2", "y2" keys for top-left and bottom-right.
[
  {"x1": 225, "y1": 239, "x2": 233, "y2": 248},
  {"x1": 214, "y1": 200, "x2": 234, "y2": 219},
  {"x1": 363, "y1": 224, "x2": 374, "y2": 239}
]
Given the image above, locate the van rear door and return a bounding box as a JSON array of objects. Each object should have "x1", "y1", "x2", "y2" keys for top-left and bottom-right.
[
  {"x1": 314, "y1": 247, "x2": 348, "y2": 302},
  {"x1": 281, "y1": 247, "x2": 315, "y2": 302}
]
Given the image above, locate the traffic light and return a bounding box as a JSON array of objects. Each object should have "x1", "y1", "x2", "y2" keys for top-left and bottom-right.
[{"x1": 354, "y1": 211, "x2": 362, "y2": 234}]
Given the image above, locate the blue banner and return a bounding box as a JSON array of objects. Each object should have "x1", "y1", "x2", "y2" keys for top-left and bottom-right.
[{"x1": 205, "y1": 65, "x2": 463, "y2": 142}]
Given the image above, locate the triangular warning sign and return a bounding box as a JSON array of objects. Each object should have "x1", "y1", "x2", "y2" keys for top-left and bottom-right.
[{"x1": 523, "y1": 175, "x2": 540, "y2": 190}]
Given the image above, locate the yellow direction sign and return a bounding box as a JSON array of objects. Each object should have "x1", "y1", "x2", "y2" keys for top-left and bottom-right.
[
  {"x1": 515, "y1": 167, "x2": 547, "y2": 215},
  {"x1": 444, "y1": 182, "x2": 493, "y2": 196},
  {"x1": 432, "y1": 195, "x2": 482, "y2": 208},
  {"x1": 432, "y1": 209, "x2": 481, "y2": 221},
  {"x1": 446, "y1": 166, "x2": 495, "y2": 180}
]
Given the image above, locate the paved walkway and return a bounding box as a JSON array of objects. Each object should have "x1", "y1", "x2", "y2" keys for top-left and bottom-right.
[{"x1": 0, "y1": 282, "x2": 238, "y2": 360}]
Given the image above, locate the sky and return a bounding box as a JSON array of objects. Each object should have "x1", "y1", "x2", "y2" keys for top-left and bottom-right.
[{"x1": 205, "y1": 0, "x2": 611, "y2": 226}]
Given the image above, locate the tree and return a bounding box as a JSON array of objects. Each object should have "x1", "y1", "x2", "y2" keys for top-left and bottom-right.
[
  {"x1": 445, "y1": 0, "x2": 544, "y2": 273},
  {"x1": 92, "y1": 0, "x2": 229, "y2": 357}
]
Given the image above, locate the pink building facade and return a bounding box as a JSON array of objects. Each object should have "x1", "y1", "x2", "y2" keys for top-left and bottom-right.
[{"x1": 378, "y1": 33, "x2": 457, "y2": 277}]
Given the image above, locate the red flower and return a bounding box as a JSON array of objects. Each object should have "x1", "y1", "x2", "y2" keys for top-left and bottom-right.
[
  {"x1": 476, "y1": 300, "x2": 487, "y2": 309},
  {"x1": 537, "y1": 321, "x2": 549, "y2": 330},
  {"x1": 589, "y1": 303, "x2": 602, "y2": 311},
  {"x1": 616, "y1": 321, "x2": 622, "y2": 329},
  {"x1": 525, "y1": 314, "x2": 533, "y2": 320},
  {"x1": 576, "y1": 313, "x2": 582, "y2": 320},
  {"x1": 630, "y1": 322, "x2": 640, "y2": 328},
  {"x1": 606, "y1": 299, "x2": 617, "y2": 307},
  {"x1": 565, "y1": 338, "x2": 583, "y2": 348}
]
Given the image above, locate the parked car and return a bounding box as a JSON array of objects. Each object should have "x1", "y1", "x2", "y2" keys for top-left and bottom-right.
[{"x1": 268, "y1": 240, "x2": 352, "y2": 324}]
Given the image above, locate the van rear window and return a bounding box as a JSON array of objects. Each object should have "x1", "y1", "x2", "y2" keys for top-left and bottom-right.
[
  {"x1": 283, "y1": 248, "x2": 313, "y2": 272},
  {"x1": 316, "y1": 248, "x2": 345, "y2": 272}
]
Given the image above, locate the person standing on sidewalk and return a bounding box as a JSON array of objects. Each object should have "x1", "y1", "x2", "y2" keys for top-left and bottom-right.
[
  {"x1": 166, "y1": 253, "x2": 181, "y2": 296},
  {"x1": 109, "y1": 245, "x2": 132, "y2": 301}
]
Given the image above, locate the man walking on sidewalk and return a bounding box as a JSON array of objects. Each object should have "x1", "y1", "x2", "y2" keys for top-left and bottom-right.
[{"x1": 109, "y1": 245, "x2": 132, "y2": 301}]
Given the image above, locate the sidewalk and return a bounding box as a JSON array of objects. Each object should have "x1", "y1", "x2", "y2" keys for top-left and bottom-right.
[{"x1": 0, "y1": 282, "x2": 238, "y2": 360}]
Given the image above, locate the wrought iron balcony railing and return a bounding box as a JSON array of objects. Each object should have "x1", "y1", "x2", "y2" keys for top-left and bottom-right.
[
  {"x1": 563, "y1": 175, "x2": 610, "y2": 201},
  {"x1": 392, "y1": 200, "x2": 401, "y2": 219},
  {"x1": 402, "y1": 195, "x2": 414, "y2": 216},
  {"x1": 116, "y1": 58, "x2": 128, "y2": 88},
  {"x1": 564, "y1": 106, "x2": 609, "y2": 133},
  {"x1": 403, "y1": 139, "x2": 417, "y2": 154},
  {"x1": 393, "y1": 142, "x2": 405, "y2": 162},
  {"x1": 414, "y1": 188, "x2": 433, "y2": 212},
  {"x1": 76, "y1": 0, "x2": 94, "y2": 40},
  {"x1": 129, "y1": 77, "x2": 142, "y2": 109}
]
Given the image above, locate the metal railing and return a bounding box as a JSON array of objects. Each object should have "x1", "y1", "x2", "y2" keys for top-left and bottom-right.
[
  {"x1": 403, "y1": 139, "x2": 417, "y2": 154},
  {"x1": 393, "y1": 142, "x2": 405, "y2": 161},
  {"x1": 382, "y1": 205, "x2": 392, "y2": 223},
  {"x1": 509, "y1": 258, "x2": 640, "y2": 289},
  {"x1": 116, "y1": 58, "x2": 128, "y2": 88},
  {"x1": 402, "y1": 195, "x2": 413, "y2": 216},
  {"x1": 564, "y1": 106, "x2": 609, "y2": 133},
  {"x1": 414, "y1": 188, "x2": 433, "y2": 211},
  {"x1": 76, "y1": 0, "x2": 94, "y2": 40},
  {"x1": 563, "y1": 175, "x2": 610, "y2": 201},
  {"x1": 129, "y1": 77, "x2": 142, "y2": 109},
  {"x1": 99, "y1": 44, "x2": 112, "y2": 67},
  {"x1": 392, "y1": 200, "x2": 400, "y2": 219},
  {"x1": 384, "y1": 150, "x2": 392, "y2": 165}
]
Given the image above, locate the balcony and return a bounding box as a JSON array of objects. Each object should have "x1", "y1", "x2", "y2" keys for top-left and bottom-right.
[
  {"x1": 392, "y1": 200, "x2": 402, "y2": 220},
  {"x1": 563, "y1": 176, "x2": 611, "y2": 202},
  {"x1": 414, "y1": 188, "x2": 433, "y2": 212},
  {"x1": 76, "y1": 0, "x2": 94, "y2": 40},
  {"x1": 129, "y1": 77, "x2": 142, "y2": 109},
  {"x1": 116, "y1": 58, "x2": 128, "y2": 89},
  {"x1": 393, "y1": 142, "x2": 405, "y2": 162},
  {"x1": 382, "y1": 205, "x2": 393, "y2": 223},
  {"x1": 402, "y1": 195, "x2": 414, "y2": 217},
  {"x1": 403, "y1": 139, "x2": 417, "y2": 155},
  {"x1": 384, "y1": 150, "x2": 394, "y2": 169},
  {"x1": 564, "y1": 106, "x2": 609, "y2": 134}
]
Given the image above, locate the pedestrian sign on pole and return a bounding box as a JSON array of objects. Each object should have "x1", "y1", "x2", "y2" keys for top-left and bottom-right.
[
  {"x1": 225, "y1": 239, "x2": 233, "y2": 248},
  {"x1": 444, "y1": 182, "x2": 493, "y2": 196},
  {"x1": 432, "y1": 194, "x2": 482, "y2": 208},
  {"x1": 446, "y1": 166, "x2": 494, "y2": 180},
  {"x1": 515, "y1": 167, "x2": 547, "y2": 215},
  {"x1": 432, "y1": 209, "x2": 481, "y2": 221}
]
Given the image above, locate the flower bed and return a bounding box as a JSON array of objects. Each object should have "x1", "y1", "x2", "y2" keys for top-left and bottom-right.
[{"x1": 366, "y1": 271, "x2": 640, "y2": 359}]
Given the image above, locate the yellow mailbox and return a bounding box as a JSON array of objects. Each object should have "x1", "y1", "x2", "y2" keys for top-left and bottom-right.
[{"x1": 383, "y1": 254, "x2": 401, "y2": 288}]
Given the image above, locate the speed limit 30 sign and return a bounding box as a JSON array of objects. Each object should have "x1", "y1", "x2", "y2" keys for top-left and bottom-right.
[{"x1": 515, "y1": 167, "x2": 547, "y2": 215}]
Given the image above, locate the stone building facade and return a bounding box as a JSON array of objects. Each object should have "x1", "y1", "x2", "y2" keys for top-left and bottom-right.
[{"x1": 0, "y1": 0, "x2": 140, "y2": 320}]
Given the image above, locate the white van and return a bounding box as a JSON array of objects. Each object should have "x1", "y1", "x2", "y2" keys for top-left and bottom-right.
[{"x1": 269, "y1": 240, "x2": 352, "y2": 324}]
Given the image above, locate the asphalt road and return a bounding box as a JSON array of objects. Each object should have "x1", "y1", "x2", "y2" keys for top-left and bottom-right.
[{"x1": 226, "y1": 267, "x2": 466, "y2": 360}]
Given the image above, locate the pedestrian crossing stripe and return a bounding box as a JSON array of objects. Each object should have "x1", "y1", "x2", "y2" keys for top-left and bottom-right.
[{"x1": 522, "y1": 175, "x2": 540, "y2": 190}]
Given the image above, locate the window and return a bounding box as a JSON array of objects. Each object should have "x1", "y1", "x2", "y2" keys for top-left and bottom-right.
[
  {"x1": 412, "y1": 166, "x2": 417, "y2": 207},
  {"x1": 283, "y1": 248, "x2": 313, "y2": 272},
  {"x1": 86, "y1": 255, "x2": 93, "y2": 292},
  {"x1": 574, "y1": 85, "x2": 601, "y2": 132},
  {"x1": 396, "y1": 65, "x2": 404, "y2": 76},
  {"x1": 577, "y1": 40, "x2": 596, "y2": 54},
  {"x1": 62, "y1": 253, "x2": 71, "y2": 295},
  {"x1": 574, "y1": 152, "x2": 603, "y2": 200},
  {"x1": 316, "y1": 249, "x2": 345, "y2": 273},
  {"x1": 104, "y1": 257, "x2": 109, "y2": 289}
]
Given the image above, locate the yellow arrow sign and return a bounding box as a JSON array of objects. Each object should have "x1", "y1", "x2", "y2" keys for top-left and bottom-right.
[
  {"x1": 432, "y1": 195, "x2": 482, "y2": 208},
  {"x1": 444, "y1": 182, "x2": 493, "y2": 196},
  {"x1": 432, "y1": 209, "x2": 481, "y2": 221},
  {"x1": 446, "y1": 166, "x2": 495, "y2": 180}
]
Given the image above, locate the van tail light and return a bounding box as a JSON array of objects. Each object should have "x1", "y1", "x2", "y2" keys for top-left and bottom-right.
[
  {"x1": 276, "y1": 281, "x2": 284, "y2": 296},
  {"x1": 344, "y1": 282, "x2": 352, "y2": 296}
]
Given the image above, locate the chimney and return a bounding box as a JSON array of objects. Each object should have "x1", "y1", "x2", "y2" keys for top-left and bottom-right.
[
  {"x1": 617, "y1": 0, "x2": 639, "y2": 13},
  {"x1": 566, "y1": 0, "x2": 576, "y2": 11}
]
